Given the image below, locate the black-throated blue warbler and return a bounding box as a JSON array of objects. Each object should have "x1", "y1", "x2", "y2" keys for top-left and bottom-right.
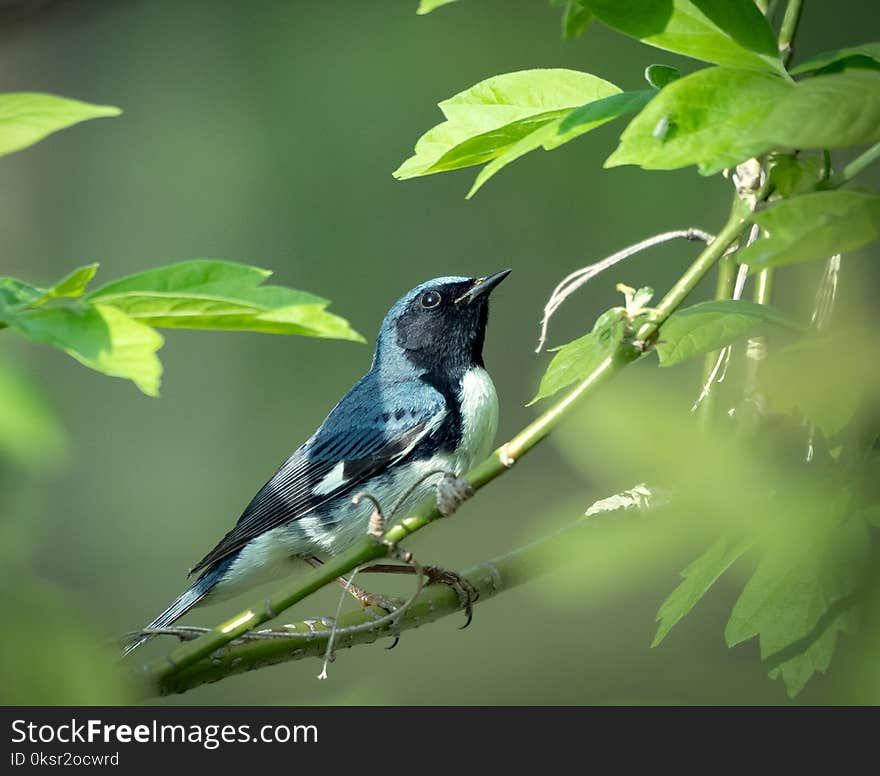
[{"x1": 123, "y1": 270, "x2": 509, "y2": 655}]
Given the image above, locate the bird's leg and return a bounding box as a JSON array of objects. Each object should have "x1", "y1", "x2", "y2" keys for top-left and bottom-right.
[
  {"x1": 435, "y1": 471, "x2": 475, "y2": 517},
  {"x1": 302, "y1": 555, "x2": 403, "y2": 613},
  {"x1": 358, "y1": 562, "x2": 479, "y2": 629}
]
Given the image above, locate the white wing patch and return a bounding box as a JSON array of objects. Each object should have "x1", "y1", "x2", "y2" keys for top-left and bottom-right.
[{"x1": 312, "y1": 460, "x2": 346, "y2": 496}]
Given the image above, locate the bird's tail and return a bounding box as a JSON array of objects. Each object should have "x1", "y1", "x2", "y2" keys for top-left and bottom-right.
[{"x1": 121, "y1": 563, "x2": 227, "y2": 658}]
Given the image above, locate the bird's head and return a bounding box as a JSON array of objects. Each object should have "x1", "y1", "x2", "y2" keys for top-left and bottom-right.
[{"x1": 374, "y1": 270, "x2": 510, "y2": 376}]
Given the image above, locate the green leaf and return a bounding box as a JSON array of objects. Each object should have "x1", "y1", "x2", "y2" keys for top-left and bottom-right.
[
  {"x1": 394, "y1": 69, "x2": 620, "y2": 179},
  {"x1": 560, "y1": 0, "x2": 593, "y2": 39},
  {"x1": 530, "y1": 308, "x2": 626, "y2": 404},
  {"x1": 0, "y1": 356, "x2": 66, "y2": 469},
  {"x1": 767, "y1": 153, "x2": 824, "y2": 198},
  {"x1": 791, "y1": 42, "x2": 880, "y2": 76},
  {"x1": 0, "y1": 278, "x2": 43, "y2": 310},
  {"x1": 2, "y1": 304, "x2": 163, "y2": 396},
  {"x1": 582, "y1": 0, "x2": 784, "y2": 73},
  {"x1": 725, "y1": 515, "x2": 870, "y2": 697},
  {"x1": 558, "y1": 89, "x2": 654, "y2": 135},
  {"x1": 468, "y1": 90, "x2": 652, "y2": 198},
  {"x1": 653, "y1": 535, "x2": 753, "y2": 647},
  {"x1": 760, "y1": 71, "x2": 880, "y2": 150},
  {"x1": 656, "y1": 300, "x2": 799, "y2": 367},
  {"x1": 606, "y1": 67, "x2": 793, "y2": 175},
  {"x1": 760, "y1": 330, "x2": 876, "y2": 436},
  {"x1": 644, "y1": 64, "x2": 680, "y2": 89},
  {"x1": 417, "y1": 0, "x2": 459, "y2": 13},
  {"x1": 737, "y1": 191, "x2": 880, "y2": 271},
  {"x1": 767, "y1": 607, "x2": 858, "y2": 698},
  {"x1": 87, "y1": 260, "x2": 364, "y2": 341},
  {"x1": 36, "y1": 263, "x2": 99, "y2": 304},
  {"x1": 0, "y1": 265, "x2": 98, "y2": 314},
  {"x1": 0, "y1": 93, "x2": 120, "y2": 158}
]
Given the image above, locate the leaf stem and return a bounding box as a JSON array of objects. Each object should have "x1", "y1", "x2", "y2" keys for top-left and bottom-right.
[
  {"x1": 695, "y1": 255, "x2": 738, "y2": 427},
  {"x1": 825, "y1": 142, "x2": 880, "y2": 189},
  {"x1": 778, "y1": 0, "x2": 804, "y2": 65}
]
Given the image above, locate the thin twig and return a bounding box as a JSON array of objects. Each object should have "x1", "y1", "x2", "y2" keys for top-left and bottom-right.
[
  {"x1": 535, "y1": 228, "x2": 715, "y2": 352},
  {"x1": 692, "y1": 224, "x2": 760, "y2": 414}
]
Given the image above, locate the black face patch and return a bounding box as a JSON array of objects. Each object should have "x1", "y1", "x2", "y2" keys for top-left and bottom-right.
[{"x1": 395, "y1": 280, "x2": 489, "y2": 379}]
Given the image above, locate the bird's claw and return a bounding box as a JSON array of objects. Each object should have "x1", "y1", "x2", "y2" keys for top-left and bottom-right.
[
  {"x1": 423, "y1": 565, "x2": 479, "y2": 629},
  {"x1": 436, "y1": 473, "x2": 474, "y2": 517}
]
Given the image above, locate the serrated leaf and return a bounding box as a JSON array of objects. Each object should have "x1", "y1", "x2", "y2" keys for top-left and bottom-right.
[
  {"x1": 2, "y1": 304, "x2": 164, "y2": 396},
  {"x1": 768, "y1": 607, "x2": 858, "y2": 698},
  {"x1": 0, "y1": 93, "x2": 120, "y2": 158},
  {"x1": 87, "y1": 260, "x2": 364, "y2": 341},
  {"x1": 468, "y1": 90, "x2": 652, "y2": 198},
  {"x1": 530, "y1": 309, "x2": 626, "y2": 403},
  {"x1": 737, "y1": 191, "x2": 880, "y2": 271},
  {"x1": 644, "y1": 64, "x2": 680, "y2": 89},
  {"x1": 656, "y1": 300, "x2": 799, "y2": 367},
  {"x1": 791, "y1": 42, "x2": 880, "y2": 76},
  {"x1": 583, "y1": 0, "x2": 784, "y2": 73},
  {"x1": 606, "y1": 67, "x2": 792, "y2": 175},
  {"x1": 653, "y1": 535, "x2": 753, "y2": 646},
  {"x1": 417, "y1": 0, "x2": 459, "y2": 13},
  {"x1": 394, "y1": 69, "x2": 620, "y2": 180},
  {"x1": 760, "y1": 70, "x2": 880, "y2": 150},
  {"x1": 725, "y1": 516, "x2": 870, "y2": 696}
]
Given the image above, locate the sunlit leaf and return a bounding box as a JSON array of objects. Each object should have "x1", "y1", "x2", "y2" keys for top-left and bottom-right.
[
  {"x1": 737, "y1": 191, "x2": 880, "y2": 271},
  {"x1": 394, "y1": 69, "x2": 620, "y2": 179},
  {"x1": 2, "y1": 304, "x2": 164, "y2": 396},
  {"x1": 530, "y1": 308, "x2": 626, "y2": 403},
  {"x1": 653, "y1": 535, "x2": 753, "y2": 646},
  {"x1": 417, "y1": 0, "x2": 459, "y2": 13},
  {"x1": 468, "y1": 90, "x2": 652, "y2": 197},
  {"x1": 36, "y1": 263, "x2": 99, "y2": 304},
  {"x1": 88, "y1": 260, "x2": 364, "y2": 341},
  {"x1": 656, "y1": 300, "x2": 799, "y2": 367},
  {"x1": 606, "y1": 67, "x2": 792, "y2": 175},
  {"x1": 0, "y1": 93, "x2": 120, "y2": 158},
  {"x1": 760, "y1": 71, "x2": 880, "y2": 150},
  {"x1": 791, "y1": 42, "x2": 880, "y2": 76},
  {"x1": 582, "y1": 0, "x2": 784, "y2": 73}
]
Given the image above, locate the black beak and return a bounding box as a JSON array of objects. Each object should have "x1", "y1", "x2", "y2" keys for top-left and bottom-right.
[{"x1": 455, "y1": 268, "x2": 511, "y2": 304}]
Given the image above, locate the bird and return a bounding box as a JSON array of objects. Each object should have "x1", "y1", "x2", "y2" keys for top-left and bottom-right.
[{"x1": 122, "y1": 270, "x2": 510, "y2": 656}]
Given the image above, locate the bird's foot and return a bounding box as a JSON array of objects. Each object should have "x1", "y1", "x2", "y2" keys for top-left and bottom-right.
[
  {"x1": 423, "y1": 564, "x2": 479, "y2": 629},
  {"x1": 435, "y1": 472, "x2": 474, "y2": 517},
  {"x1": 338, "y1": 575, "x2": 404, "y2": 614}
]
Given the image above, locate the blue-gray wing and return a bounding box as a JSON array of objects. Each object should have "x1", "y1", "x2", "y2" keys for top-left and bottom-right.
[{"x1": 188, "y1": 381, "x2": 446, "y2": 576}]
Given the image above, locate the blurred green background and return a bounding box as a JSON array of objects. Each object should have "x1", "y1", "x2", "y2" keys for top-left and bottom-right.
[{"x1": 1, "y1": 0, "x2": 878, "y2": 705}]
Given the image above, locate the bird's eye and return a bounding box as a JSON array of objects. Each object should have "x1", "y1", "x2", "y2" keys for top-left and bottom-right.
[{"x1": 420, "y1": 290, "x2": 442, "y2": 309}]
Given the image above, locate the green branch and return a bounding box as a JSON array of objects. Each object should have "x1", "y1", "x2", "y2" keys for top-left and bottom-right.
[
  {"x1": 139, "y1": 199, "x2": 752, "y2": 691},
  {"x1": 778, "y1": 0, "x2": 804, "y2": 64}
]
